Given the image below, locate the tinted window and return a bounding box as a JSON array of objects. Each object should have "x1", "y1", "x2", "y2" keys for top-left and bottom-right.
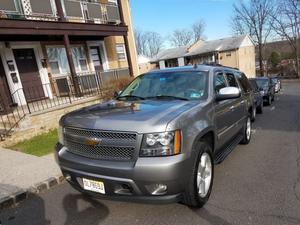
[
  {"x1": 225, "y1": 72, "x2": 238, "y2": 87},
  {"x1": 214, "y1": 72, "x2": 227, "y2": 93},
  {"x1": 256, "y1": 79, "x2": 269, "y2": 88},
  {"x1": 120, "y1": 71, "x2": 208, "y2": 100},
  {"x1": 236, "y1": 72, "x2": 252, "y2": 93},
  {"x1": 249, "y1": 80, "x2": 258, "y2": 91}
]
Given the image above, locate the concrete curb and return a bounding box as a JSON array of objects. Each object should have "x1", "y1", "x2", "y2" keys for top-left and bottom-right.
[{"x1": 0, "y1": 175, "x2": 65, "y2": 210}]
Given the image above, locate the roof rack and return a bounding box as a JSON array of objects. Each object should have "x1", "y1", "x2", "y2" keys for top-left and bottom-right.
[{"x1": 201, "y1": 63, "x2": 239, "y2": 70}]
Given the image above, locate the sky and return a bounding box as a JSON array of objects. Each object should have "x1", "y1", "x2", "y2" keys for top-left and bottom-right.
[{"x1": 130, "y1": 0, "x2": 240, "y2": 47}]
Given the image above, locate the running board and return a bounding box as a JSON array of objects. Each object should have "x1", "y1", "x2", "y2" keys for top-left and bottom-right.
[{"x1": 214, "y1": 134, "x2": 243, "y2": 164}]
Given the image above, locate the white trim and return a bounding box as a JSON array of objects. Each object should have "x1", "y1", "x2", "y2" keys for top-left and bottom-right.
[
  {"x1": 0, "y1": 42, "x2": 53, "y2": 105},
  {"x1": 159, "y1": 60, "x2": 166, "y2": 69},
  {"x1": 9, "y1": 42, "x2": 53, "y2": 100},
  {"x1": 87, "y1": 41, "x2": 109, "y2": 71},
  {"x1": 116, "y1": 43, "x2": 127, "y2": 62}
]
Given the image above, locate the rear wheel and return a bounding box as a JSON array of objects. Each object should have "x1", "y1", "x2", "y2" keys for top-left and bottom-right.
[
  {"x1": 183, "y1": 141, "x2": 214, "y2": 208},
  {"x1": 240, "y1": 116, "x2": 251, "y2": 145}
]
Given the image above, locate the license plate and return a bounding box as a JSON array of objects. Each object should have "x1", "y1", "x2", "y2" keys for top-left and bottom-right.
[{"x1": 82, "y1": 178, "x2": 105, "y2": 194}]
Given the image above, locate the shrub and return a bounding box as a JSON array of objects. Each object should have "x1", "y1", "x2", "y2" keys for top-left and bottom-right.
[{"x1": 101, "y1": 77, "x2": 134, "y2": 100}]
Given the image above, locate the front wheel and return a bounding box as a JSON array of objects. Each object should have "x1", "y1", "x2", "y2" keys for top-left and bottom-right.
[
  {"x1": 183, "y1": 142, "x2": 214, "y2": 208},
  {"x1": 240, "y1": 116, "x2": 252, "y2": 145}
]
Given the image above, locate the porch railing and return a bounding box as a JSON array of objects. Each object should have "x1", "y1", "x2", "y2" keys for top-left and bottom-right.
[
  {"x1": 0, "y1": 88, "x2": 27, "y2": 140},
  {"x1": 0, "y1": 68, "x2": 130, "y2": 139},
  {"x1": 0, "y1": 0, "x2": 121, "y2": 24}
]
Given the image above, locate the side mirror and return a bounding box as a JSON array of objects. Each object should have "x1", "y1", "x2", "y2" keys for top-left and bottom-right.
[
  {"x1": 114, "y1": 91, "x2": 122, "y2": 98},
  {"x1": 216, "y1": 87, "x2": 241, "y2": 101}
]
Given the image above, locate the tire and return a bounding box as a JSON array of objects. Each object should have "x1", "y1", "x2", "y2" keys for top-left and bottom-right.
[
  {"x1": 240, "y1": 116, "x2": 251, "y2": 145},
  {"x1": 182, "y1": 141, "x2": 214, "y2": 208},
  {"x1": 257, "y1": 101, "x2": 263, "y2": 114},
  {"x1": 251, "y1": 107, "x2": 256, "y2": 122},
  {"x1": 267, "y1": 95, "x2": 272, "y2": 106}
]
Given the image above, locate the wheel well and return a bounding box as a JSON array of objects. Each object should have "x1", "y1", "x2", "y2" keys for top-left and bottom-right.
[{"x1": 200, "y1": 131, "x2": 215, "y2": 152}]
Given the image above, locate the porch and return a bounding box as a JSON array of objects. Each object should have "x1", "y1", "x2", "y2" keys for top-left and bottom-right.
[{"x1": 0, "y1": 67, "x2": 130, "y2": 139}]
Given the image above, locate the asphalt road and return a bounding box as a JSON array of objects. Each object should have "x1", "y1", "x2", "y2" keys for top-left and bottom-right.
[{"x1": 1, "y1": 80, "x2": 300, "y2": 225}]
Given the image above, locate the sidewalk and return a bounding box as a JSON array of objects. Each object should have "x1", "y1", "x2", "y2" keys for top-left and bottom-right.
[{"x1": 0, "y1": 148, "x2": 64, "y2": 209}]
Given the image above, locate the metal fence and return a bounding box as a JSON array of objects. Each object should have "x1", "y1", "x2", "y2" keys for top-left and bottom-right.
[
  {"x1": 0, "y1": 0, "x2": 121, "y2": 24},
  {"x1": 0, "y1": 68, "x2": 130, "y2": 139}
]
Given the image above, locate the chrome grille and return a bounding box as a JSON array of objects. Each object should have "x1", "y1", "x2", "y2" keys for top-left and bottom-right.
[{"x1": 64, "y1": 127, "x2": 137, "y2": 161}]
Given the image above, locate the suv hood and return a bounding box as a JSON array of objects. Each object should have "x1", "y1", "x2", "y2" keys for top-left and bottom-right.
[{"x1": 61, "y1": 100, "x2": 199, "y2": 133}]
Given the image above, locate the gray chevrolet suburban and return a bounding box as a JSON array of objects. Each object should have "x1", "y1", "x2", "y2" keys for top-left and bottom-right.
[{"x1": 55, "y1": 65, "x2": 253, "y2": 208}]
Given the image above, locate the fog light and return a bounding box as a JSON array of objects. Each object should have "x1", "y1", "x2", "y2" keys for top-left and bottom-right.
[{"x1": 145, "y1": 184, "x2": 167, "y2": 195}]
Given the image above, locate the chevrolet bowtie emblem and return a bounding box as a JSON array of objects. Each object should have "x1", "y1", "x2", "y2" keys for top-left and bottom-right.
[{"x1": 84, "y1": 137, "x2": 102, "y2": 146}]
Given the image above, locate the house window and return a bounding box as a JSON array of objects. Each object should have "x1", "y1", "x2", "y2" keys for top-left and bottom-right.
[
  {"x1": 47, "y1": 47, "x2": 70, "y2": 75},
  {"x1": 116, "y1": 44, "x2": 126, "y2": 61},
  {"x1": 47, "y1": 46, "x2": 89, "y2": 75},
  {"x1": 225, "y1": 52, "x2": 231, "y2": 57},
  {"x1": 72, "y1": 46, "x2": 88, "y2": 72},
  {"x1": 108, "y1": 0, "x2": 118, "y2": 5}
]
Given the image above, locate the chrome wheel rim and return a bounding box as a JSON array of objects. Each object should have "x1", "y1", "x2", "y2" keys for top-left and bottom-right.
[
  {"x1": 197, "y1": 152, "x2": 212, "y2": 198},
  {"x1": 246, "y1": 117, "x2": 251, "y2": 140}
]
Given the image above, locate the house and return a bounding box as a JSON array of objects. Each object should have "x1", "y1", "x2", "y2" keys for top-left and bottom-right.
[
  {"x1": 0, "y1": 0, "x2": 140, "y2": 140},
  {"x1": 0, "y1": 0, "x2": 139, "y2": 114},
  {"x1": 152, "y1": 35, "x2": 256, "y2": 78},
  {"x1": 137, "y1": 55, "x2": 156, "y2": 74},
  {"x1": 152, "y1": 46, "x2": 188, "y2": 69}
]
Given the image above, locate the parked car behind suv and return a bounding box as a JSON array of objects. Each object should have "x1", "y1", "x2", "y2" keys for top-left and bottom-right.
[
  {"x1": 249, "y1": 79, "x2": 264, "y2": 117},
  {"x1": 55, "y1": 65, "x2": 253, "y2": 208},
  {"x1": 271, "y1": 77, "x2": 281, "y2": 93},
  {"x1": 254, "y1": 77, "x2": 275, "y2": 106}
]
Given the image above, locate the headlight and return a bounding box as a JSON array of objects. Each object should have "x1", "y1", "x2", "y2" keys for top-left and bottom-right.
[
  {"x1": 58, "y1": 125, "x2": 65, "y2": 145},
  {"x1": 140, "y1": 131, "x2": 181, "y2": 157}
]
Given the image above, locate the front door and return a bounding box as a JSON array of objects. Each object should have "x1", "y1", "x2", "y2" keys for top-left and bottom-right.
[
  {"x1": 13, "y1": 49, "x2": 45, "y2": 102},
  {"x1": 0, "y1": 58, "x2": 13, "y2": 113},
  {"x1": 89, "y1": 46, "x2": 103, "y2": 71},
  {"x1": 214, "y1": 71, "x2": 236, "y2": 151}
]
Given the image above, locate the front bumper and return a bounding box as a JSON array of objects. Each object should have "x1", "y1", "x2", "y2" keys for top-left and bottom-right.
[{"x1": 55, "y1": 143, "x2": 191, "y2": 204}]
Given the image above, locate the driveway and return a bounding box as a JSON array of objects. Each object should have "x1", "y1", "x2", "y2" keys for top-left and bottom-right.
[{"x1": 1, "y1": 80, "x2": 300, "y2": 225}]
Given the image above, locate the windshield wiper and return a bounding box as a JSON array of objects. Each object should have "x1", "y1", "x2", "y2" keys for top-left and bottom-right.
[
  {"x1": 146, "y1": 95, "x2": 189, "y2": 101},
  {"x1": 116, "y1": 95, "x2": 145, "y2": 100}
]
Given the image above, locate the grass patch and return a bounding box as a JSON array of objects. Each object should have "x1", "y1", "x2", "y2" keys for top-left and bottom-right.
[{"x1": 9, "y1": 129, "x2": 58, "y2": 157}]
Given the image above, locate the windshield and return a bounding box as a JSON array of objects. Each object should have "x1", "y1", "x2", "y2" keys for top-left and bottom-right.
[
  {"x1": 119, "y1": 71, "x2": 208, "y2": 101},
  {"x1": 255, "y1": 79, "x2": 269, "y2": 89}
]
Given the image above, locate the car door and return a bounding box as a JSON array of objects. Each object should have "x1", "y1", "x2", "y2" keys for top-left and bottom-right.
[
  {"x1": 234, "y1": 72, "x2": 251, "y2": 131},
  {"x1": 224, "y1": 70, "x2": 246, "y2": 136},
  {"x1": 214, "y1": 70, "x2": 237, "y2": 151}
]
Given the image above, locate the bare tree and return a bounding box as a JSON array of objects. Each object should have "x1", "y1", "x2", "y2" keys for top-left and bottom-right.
[
  {"x1": 134, "y1": 29, "x2": 164, "y2": 58},
  {"x1": 270, "y1": 0, "x2": 300, "y2": 76},
  {"x1": 231, "y1": 0, "x2": 275, "y2": 76},
  {"x1": 192, "y1": 20, "x2": 206, "y2": 42},
  {"x1": 134, "y1": 29, "x2": 148, "y2": 56},
  {"x1": 170, "y1": 29, "x2": 194, "y2": 47},
  {"x1": 145, "y1": 32, "x2": 164, "y2": 58}
]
